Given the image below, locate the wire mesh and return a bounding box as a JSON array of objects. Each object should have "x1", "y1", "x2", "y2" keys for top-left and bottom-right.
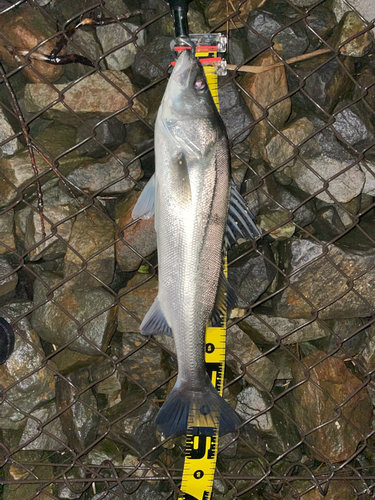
[{"x1": 0, "y1": 0, "x2": 374, "y2": 498}]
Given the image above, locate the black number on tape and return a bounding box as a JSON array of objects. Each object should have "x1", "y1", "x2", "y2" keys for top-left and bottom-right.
[
  {"x1": 187, "y1": 428, "x2": 216, "y2": 460},
  {"x1": 193, "y1": 470, "x2": 204, "y2": 479},
  {"x1": 206, "y1": 343, "x2": 215, "y2": 353},
  {"x1": 205, "y1": 362, "x2": 223, "y2": 390}
]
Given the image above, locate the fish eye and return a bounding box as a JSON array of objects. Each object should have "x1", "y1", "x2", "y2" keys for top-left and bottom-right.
[{"x1": 194, "y1": 79, "x2": 206, "y2": 93}]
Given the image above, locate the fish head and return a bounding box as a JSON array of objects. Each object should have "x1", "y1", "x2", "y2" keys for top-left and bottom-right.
[
  {"x1": 162, "y1": 49, "x2": 215, "y2": 121},
  {"x1": 158, "y1": 49, "x2": 225, "y2": 157}
]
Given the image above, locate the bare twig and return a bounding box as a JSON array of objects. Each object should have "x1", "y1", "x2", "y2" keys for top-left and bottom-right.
[
  {"x1": 0, "y1": 62, "x2": 46, "y2": 236},
  {"x1": 227, "y1": 47, "x2": 333, "y2": 73},
  {"x1": 31, "y1": 145, "x2": 96, "y2": 228}
]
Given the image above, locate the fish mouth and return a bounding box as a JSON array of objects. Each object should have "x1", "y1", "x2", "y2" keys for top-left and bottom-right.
[{"x1": 171, "y1": 49, "x2": 195, "y2": 89}]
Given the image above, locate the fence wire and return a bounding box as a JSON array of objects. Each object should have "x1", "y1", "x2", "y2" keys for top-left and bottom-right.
[{"x1": 0, "y1": 0, "x2": 374, "y2": 498}]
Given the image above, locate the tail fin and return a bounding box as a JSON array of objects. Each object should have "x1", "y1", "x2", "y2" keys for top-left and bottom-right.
[{"x1": 155, "y1": 378, "x2": 241, "y2": 438}]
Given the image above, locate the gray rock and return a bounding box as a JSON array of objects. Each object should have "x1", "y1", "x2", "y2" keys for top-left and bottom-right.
[
  {"x1": 56, "y1": 367, "x2": 99, "y2": 452},
  {"x1": 91, "y1": 481, "x2": 167, "y2": 500},
  {"x1": 246, "y1": 7, "x2": 309, "y2": 59},
  {"x1": 90, "y1": 358, "x2": 125, "y2": 401},
  {"x1": 22, "y1": 185, "x2": 80, "y2": 262},
  {"x1": 310, "y1": 318, "x2": 367, "y2": 359},
  {"x1": 239, "y1": 313, "x2": 329, "y2": 345},
  {"x1": 353, "y1": 65, "x2": 375, "y2": 125},
  {"x1": 19, "y1": 402, "x2": 67, "y2": 450},
  {"x1": 132, "y1": 36, "x2": 173, "y2": 85},
  {"x1": 65, "y1": 27, "x2": 102, "y2": 81},
  {"x1": 113, "y1": 331, "x2": 167, "y2": 392},
  {"x1": 269, "y1": 117, "x2": 366, "y2": 204},
  {"x1": 227, "y1": 325, "x2": 279, "y2": 391},
  {"x1": 0, "y1": 151, "x2": 48, "y2": 208},
  {"x1": 66, "y1": 142, "x2": 143, "y2": 195},
  {"x1": 56, "y1": 469, "x2": 85, "y2": 500},
  {"x1": 34, "y1": 121, "x2": 79, "y2": 159},
  {"x1": 277, "y1": 184, "x2": 317, "y2": 228},
  {"x1": 311, "y1": 206, "x2": 346, "y2": 240},
  {"x1": 0, "y1": 140, "x2": 82, "y2": 209},
  {"x1": 0, "y1": 106, "x2": 20, "y2": 158},
  {"x1": 0, "y1": 257, "x2": 17, "y2": 297},
  {"x1": 76, "y1": 116, "x2": 126, "y2": 158},
  {"x1": 52, "y1": 347, "x2": 103, "y2": 376},
  {"x1": 126, "y1": 120, "x2": 154, "y2": 156},
  {"x1": 228, "y1": 242, "x2": 277, "y2": 307},
  {"x1": 333, "y1": 99, "x2": 375, "y2": 149},
  {"x1": 288, "y1": 154, "x2": 365, "y2": 204},
  {"x1": 3, "y1": 450, "x2": 55, "y2": 499},
  {"x1": 0, "y1": 300, "x2": 55, "y2": 428},
  {"x1": 230, "y1": 144, "x2": 251, "y2": 192},
  {"x1": 289, "y1": 0, "x2": 325, "y2": 5},
  {"x1": 87, "y1": 438, "x2": 123, "y2": 466},
  {"x1": 97, "y1": 22, "x2": 145, "y2": 70},
  {"x1": 242, "y1": 158, "x2": 273, "y2": 217},
  {"x1": 258, "y1": 210, "x2": 296, "y2": 241},
  {"x1": 116, "y1": 190, "x2": 157, "y2": 272},
  {"x1": 335, "y1": 195, "x2": 361, "y2": 228},
  {"x1": 100, "y1": 391, "x2": 159, "y2": 456},
  {"x1": 24, "y1": 71, "x2": 147, "y2": 126},
  {"x1": 31, "y1": 271, "x2": 117, "y2": 355},
  {"x1": 362, "y1": 159, "x2": 375, "y2": 196},
  {"x1": 274, "y1": 222, "x2": 375, "y2": 319},
  {"x1": 329, "y1": 11, "x2": 374, "y2": 58},
  {"x1": 286, "y1": 54, "x2": 354, "y2": 116},
  {"x1": 218, "y1": 78, "x2": 254, "y2": 145},
  {"x1": 359, "y1": 322, "x2": 375, "y2": 372},
  {"x1": 0, "y1": 210, "x2": 15, "y2": 254},
  {"x1": 305, "y1": 5, "x2": 337, "y2": 50},
  {"x1": 64, "y1": 208, "x2": 115, "y2": 289},
  {"x1": 265, "y1": 117, "x2": 319, "y2": 170},
  {"x1": 126, "y1": 121, "x2": 154, "y2": 175},
  {"x1": 267, "y1": 349, "x2": 295, "y2": 380},
  {"x1": 227, "y1": 28, "x2": 251, "y2": 66},
  {"x1": 236, "y1": 385, "x2": 301, "y2": 458}
]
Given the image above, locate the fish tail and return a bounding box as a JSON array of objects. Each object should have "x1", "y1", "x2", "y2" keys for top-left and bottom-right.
[{"x1": 155, "y1": 377, "x2": 241, "y2": 438}]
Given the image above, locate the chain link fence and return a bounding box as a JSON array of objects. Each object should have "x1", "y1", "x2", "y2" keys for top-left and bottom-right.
[{"x1": 0, "y1": 0, "x2": 374, "y2": 498}]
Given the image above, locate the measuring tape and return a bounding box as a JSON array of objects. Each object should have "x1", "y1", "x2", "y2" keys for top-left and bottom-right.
[{"x1": 177, "y1": 37, "x2": 227, "y2": 499}]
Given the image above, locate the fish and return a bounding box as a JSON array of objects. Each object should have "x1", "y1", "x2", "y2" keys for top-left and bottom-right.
[{"x1": 132, "y1": 49, "x2": 260, "y2": 438}]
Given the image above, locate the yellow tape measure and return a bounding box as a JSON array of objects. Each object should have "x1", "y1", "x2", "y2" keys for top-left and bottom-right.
[{"x1": 178, "y1": 44, "x2": 226, "y2": 490}]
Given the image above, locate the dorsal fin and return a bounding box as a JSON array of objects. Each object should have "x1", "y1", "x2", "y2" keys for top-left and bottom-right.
[{"x1": 226, "y1": 181, "x2": 260, "y2": 247}]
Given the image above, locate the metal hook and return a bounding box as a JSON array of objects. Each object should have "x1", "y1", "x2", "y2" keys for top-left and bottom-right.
[{"x1": 170, "y1": 36, "x2": 196, "y2": 60}]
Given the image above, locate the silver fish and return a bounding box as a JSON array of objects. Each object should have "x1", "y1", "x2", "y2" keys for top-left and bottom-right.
[{"x1": 132, "y1": 49, "x2": 259, "y2": 438}]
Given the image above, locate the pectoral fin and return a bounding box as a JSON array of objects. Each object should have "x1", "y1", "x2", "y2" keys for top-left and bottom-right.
[
  {"x1": 226, "y1": 181, "x2": 260, "y2": 247},
  {"x1": 140, "y1": 296, "x2": 172, "y2": 336},
  {"x1": 132, "y1": 174, "x2": 155, "y2": 220}
]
